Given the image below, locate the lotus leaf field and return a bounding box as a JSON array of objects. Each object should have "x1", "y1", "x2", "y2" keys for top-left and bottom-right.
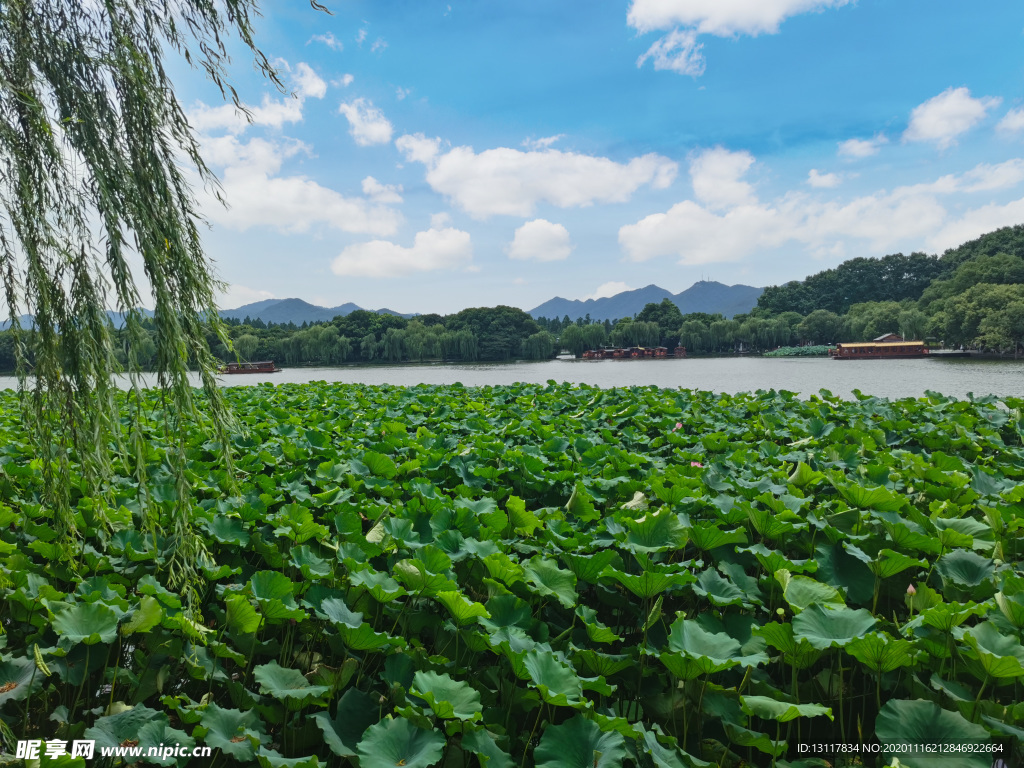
[{"x1": 1, "y1": 381, "x2": 1023, "y2": 768}]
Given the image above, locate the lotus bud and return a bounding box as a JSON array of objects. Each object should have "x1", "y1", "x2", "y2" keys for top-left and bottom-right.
[
  {"x1": 673, "y1": 422, "x2": 683, "y2": 431},
  {"x1": 906, "y1": 584, "x2": 916, "y2": 596}
]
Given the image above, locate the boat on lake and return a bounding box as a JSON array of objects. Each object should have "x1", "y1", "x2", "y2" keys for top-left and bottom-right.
[
  {"x1": 219, "y1": 360, "x2": 282, "y2": 374},
  {"x1": 580, "y1": 346, "x2": 671, "y2": 359},
  {"x1": 829, "y1": 334, "x2": 928, "y2": 360}
]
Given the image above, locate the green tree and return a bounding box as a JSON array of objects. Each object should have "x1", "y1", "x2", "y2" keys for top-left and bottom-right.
[
  {"x1": 581, "y1": 322, "x2": 607, "y2": 350},
  {"x1": 636, "y1": 298, "x2": 684, "y2": 344},
  {"x1": 843, "y1": 301, "x2": 902, "y2": 341},
  {"x1": 361, "y1": 332, "x2": 379, "y2": 361},
  {"x1": 678, "y1": 319, "x2": 710, "y2": 353},
  {"x1": 936, "y1": 283, "x2": 1024, "y2": 349},
  {"x1": 797, "y1": 310, "x2": 842, "y2": 345},
  {"x1": 234, "y1": 334, "x2": 260, "y2": 361},
  {"x1": 521, "y1": 330, "x2": 555, "y2": 360},
  {"x1": 445, "y1": 306, "x2": 539, "y2": 360},
  {"x1": 920, "y1": 252, "x2": 1024, "y2": 307},
  {"x1": 560, "y1": 324, "x2": 586, "y2": 357},
  {"x1": 0, "y1": 0, "x2": 333, "y2": 588},
  {"x1": 897, "y1": 309, "x2": 929, "y2": 341},
  {"x1": 978, "y1": 300, "x2": 1024, "y2": 356}
]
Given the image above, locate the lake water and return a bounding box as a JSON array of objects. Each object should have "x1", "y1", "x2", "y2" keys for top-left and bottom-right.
[{"x1": 3, "y1": 356, "x2": 1013, "y2": 400}]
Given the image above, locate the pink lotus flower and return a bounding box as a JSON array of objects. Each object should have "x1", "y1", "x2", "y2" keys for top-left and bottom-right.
[
  {"x1": 673, "y1": 422, "x2": 683, "y2": 431},
  {"x1": 691, "y1": 461, "x2": 704, "y2": 468}
]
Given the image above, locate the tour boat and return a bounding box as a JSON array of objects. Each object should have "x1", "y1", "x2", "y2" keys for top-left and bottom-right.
[
  {"x1": 219, "y1": 360, "x2": 282, "y2": 374},
  {"x1": 829, "y1": 341, "x2": 928, "y2": 360}
]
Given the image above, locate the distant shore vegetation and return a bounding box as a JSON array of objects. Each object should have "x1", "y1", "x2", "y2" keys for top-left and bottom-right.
[{"x1": 0, "y1": 226, "x2": 1021, "y2": 373}]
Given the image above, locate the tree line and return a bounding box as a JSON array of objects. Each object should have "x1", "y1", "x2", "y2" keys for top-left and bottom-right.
[{"x1": 752, "y1": 225, "x2": 1024, "y2": 355}]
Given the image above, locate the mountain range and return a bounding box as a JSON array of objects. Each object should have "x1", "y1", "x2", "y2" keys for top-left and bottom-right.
[
  {"x1": 0, "y1": 281, "x2": 763, "y2": 330},
  {"x1": 218, "y1": 299, "x2": 415, "y2": 325},
  {"x1": 527, "y1": 281, "x2": 763, "y2": 321},
  {"x1": 216, "y1": 281, "x2": 762, "y2": 326}
]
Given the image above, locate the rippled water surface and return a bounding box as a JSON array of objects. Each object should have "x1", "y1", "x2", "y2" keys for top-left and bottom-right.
[{"x1": 5, "y1": 356, "x2": 1017, "y2": 400}]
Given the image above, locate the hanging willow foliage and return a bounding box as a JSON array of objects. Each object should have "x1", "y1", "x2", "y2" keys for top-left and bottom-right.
[{"x1": 0, "y1": 0, "x2": 327, "y2": 596}]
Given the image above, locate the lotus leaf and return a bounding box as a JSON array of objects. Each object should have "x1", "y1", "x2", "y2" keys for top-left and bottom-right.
[
  {"x1": 603, "y1": 565, "x2": 694, "y2": 599},
  {"x1": 961, "y1": 621, "x2": 1024, "y2": 678},
  {"x1": 936, "y1": 549, "x2": 996, "y2": 588},
  {"x1": 776, "y1": 570, "x2": 844, "y2": 611},
  {"x1": 356, "y1": 716, "x2": 446, "y2": 768},
  {"x1": 561, "y1": 550, "x2": 619, "y2": 583},
  {"x1": 622, "y1": 509, "x2": 689, "y2": 553},
  {"x1": 0, "y1": 656, "x2": 44, "y2": 706},
  {"x1": 121, "y1": 595, "x2": 163, "y2": 636},
  {"x1": 52, "y1": 602, "x2": 119, "y2": 646},
  {"x1": 311, "y1": 688, "x2": 378, "y2": 758},
  {"x1": 194, "y1": 703, "x2": 267, "y2": 760},
  {"x1": 523, "y1": 558, "x2": 578, "y2": 608},
  {"x1": 533, "y1": 715, "x2": 627, "y2": 768},
  {"x1": 256, "y1": 749, "x2": 322, "y2": 768},
  {"x1": 721, "y1": 722, "x2": 789, "y2": 757},
  {"x1": 791, "y1": 604, "x2": 876, "y2": 649},
  {"x1": 874, "y1": 699, "x2": 990, "y2": 768},
  {"x1": 410, "y1": 670, "x2": 482, "y2": 720},
  {"x1": 995, "y1": 590, "x2": 1024, "y2": 628},
  {"x1": 252, "y1": 661, "x2": 329, "y2": 705},
  {"x1": 576, "y1": 605, "x2": 622, "y2": 644},
  {"x1": 522, "y1": 649, "x2": 585, "y2": 706},
  {"x1": 436, "y1": 591, "x2": 490, "y2": 625},
  {"x1": 845, "y1": 632, "x2": 915, "y2": 673}
]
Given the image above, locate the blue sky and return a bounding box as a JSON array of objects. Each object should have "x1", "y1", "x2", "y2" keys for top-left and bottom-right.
[{"x1": 175, "y1": 0, "x2": 1024, "y2": 314}]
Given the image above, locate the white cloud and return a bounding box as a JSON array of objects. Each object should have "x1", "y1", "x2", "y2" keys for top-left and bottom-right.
[
  {"x1": 396, "y1": 87, "x2": 412, "y2": 101},
  {"x1": 339, "y1": 98, "x2": 394, "y2": 146},
  {"x1": 331, "y1": 226, "x2": 473, "y2": 277},
  {"x1": 430, "y1": 212, "x2": 452, "y2": 229},
  {"x1": 630, "y1": 0, "x2": 851, "y2": 75},
  {"x1": 958, "y1": 159, "x2": 1024, "y2": 193},
  {"x1": 371, "y1": 38, "x2": 388, "y2": 54},
  {"x1": 507, "y1": 220, "x2": 574, "y2": 262},
  {"x1": 361, "y1": 176, "x2": 404, "y2": 203},
  {"x1": 837, "y1": 135, "x2": 887, "y2": 158},
  {"x1": 188, "y1": 93, "x2": 304, "y2": 135},
  {"x1": 997, "y1": 107, "x2": 1024, "y2": 135},
  {"x1": 396, "y1": 133, "x2": 442, "y2": 164},
  {"x1": 356, "y1": 28, "x2": 368, "y2": 45},
  {"x1": 904, "y1": 87, "x2": 1001, "y2": 149},
  {"x1": 219, "y1": 284, "x2": 275, "y2": 310},
  {"x1": 332, "y1": 74, "x2": 355, "y2": 88},
  {"x1": 690, "y1": 147, "x2": 755, "y2": 209},
  {"x1": 397, "y1": 136, "x2": 678, "y2": 218},
  {"x1": 583, "y1": 281, "x2": 633, "y2": 301},
  {"x1": 807, "y1": 169, "x2": 840, "y2": 188},
  {"x1": 927, "y1": 197, "x2": 1024, "y2": 252},
  {"x1": 636, "y1": 29, "x2": 705, "y2": 76},
  {"x1": 627, "y1": 0, "x2": 853, "y2": 36},
  {"x1": 522, "y1": 134, "x2": 565, "y2": 150},
  {"x1": 293, "y1": 63, "x2": 327, "y2": 99},
  {"x1": 198, "y1": 134, "x2": 401, "y2": 236},
  {"x1": 308, "y1": 32, "x2": 343, "y2": 51},
  {"x1": 619, "y1": 154, "x2": 1024, "y2": 265}
]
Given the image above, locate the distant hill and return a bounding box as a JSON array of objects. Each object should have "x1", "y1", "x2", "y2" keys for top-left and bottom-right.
[
  {"x1": 0, "y1": 308, "x2": 154, "y2": 331},
  {"x1": 675, "y1": 281, "x2": 764, "y2": 317},
  {"x1": 218, "y1": 298, "x2": 415, "y2": 325},
  {"x1": 756, "y1": 224, "x2": 1024, "y2": 316},
  {"x1": 528, "y1": 281, "x2": 763, "y2": 321}
]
